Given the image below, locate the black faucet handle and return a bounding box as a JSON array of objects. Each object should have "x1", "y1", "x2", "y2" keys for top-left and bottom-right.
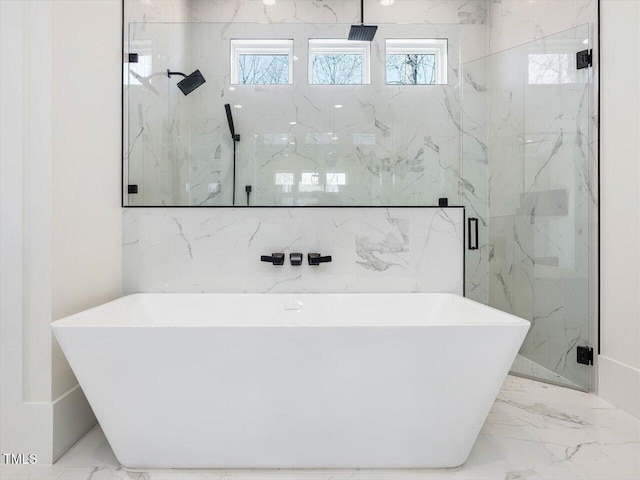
[
  {"x1": 261, "y1": 253, "x2": 285, "y2": 265},
  {"x1": 308, "y1": 253, "x2": 332, "y2": 266}
]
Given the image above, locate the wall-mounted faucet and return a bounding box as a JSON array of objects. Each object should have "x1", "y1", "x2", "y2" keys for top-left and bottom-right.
[
  {"x1": 261, "y1": 253, "x2": 284, "y2": 265},
  {"x1": 261, "y1": 252, "x2": 331, "y2": 266},
  {"x1": 308, "y1": 253, "x2": 332, "y2": 266}
]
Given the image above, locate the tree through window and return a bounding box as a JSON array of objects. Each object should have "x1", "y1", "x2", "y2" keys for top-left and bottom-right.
[
  {"x1": 231, "y1": 39, "x2": 293, "y2": 85},
  {"x1": 238, "y1": 54, "x2": 289, "y2": 85},
  {"x1": 386, "y1": 53, "x2": 437, "y2": 85},
  {"x1": 309, "y1": 39, "x2": 370, "y2": 85},
  {"x1": 385, "y1": 39, "x2": 448, "y2": 85}
]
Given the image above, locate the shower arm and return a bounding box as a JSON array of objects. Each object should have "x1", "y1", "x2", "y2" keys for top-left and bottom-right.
[{"x1": 167, "y1": 69, "x2": 187, "y2": 78}]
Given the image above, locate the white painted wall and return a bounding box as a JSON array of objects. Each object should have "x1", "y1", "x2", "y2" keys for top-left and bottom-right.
[
  {"x1": 599, "y1": 0, "x2": 640, "y2": 419},
  {"x1": 0, "y1": 0, "x2": 122, "y2": 463},
  {"x1": 50, "y1": 0, "x2": 123, "y2": 458}
]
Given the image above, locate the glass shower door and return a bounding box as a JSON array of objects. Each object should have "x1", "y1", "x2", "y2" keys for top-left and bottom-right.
[{"x1": 462, "y1": 25, "x2": 593, "y2": 391}]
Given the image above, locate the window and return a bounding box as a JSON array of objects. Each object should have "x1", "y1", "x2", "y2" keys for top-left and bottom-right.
[
  {"x1": 309, "y1": 39, "x2": 370, "y2": 85},
  {"x1": 230, "y1": 39, "x2": 293, "y2": 85},
  {"x1": 385, "y1": 39, "x2": 448, "y2": 85}
]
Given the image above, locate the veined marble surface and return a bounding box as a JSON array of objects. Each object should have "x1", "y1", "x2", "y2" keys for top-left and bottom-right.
[
  {"x1": 2, "y1": 376, "x2": 638, "y2": 479},
  {"x1": 122, "y1": 207, "x2": 464, "y2": 295}
]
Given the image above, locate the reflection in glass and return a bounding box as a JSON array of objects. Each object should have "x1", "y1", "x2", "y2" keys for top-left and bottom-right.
[
  {"x1": 528, "y1": 53, "x2": 576, "y2": 85},
  {"x1": 299, "y1": 172, "x2": 322, "y2": 192},
  {"x1": 326, "y1": 172, "x2": 347, "y2": 192},
  {"x1": 275, "y1": 172, "x2": 294, "y2": 193}
]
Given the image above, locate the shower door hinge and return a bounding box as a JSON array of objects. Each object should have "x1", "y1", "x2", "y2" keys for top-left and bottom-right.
[
  {"x1": 576, "y1": 346, "x2": 594, "y2": 365},
  {"x1": 576, "y1": 49, "x2": 592, "y2": 69},
  {"x1": 127, "y1": 53, "x2": 139, "y2": 63},
  {"x1": 128, "y1": 184, "x2": 139, "y2": 194}
]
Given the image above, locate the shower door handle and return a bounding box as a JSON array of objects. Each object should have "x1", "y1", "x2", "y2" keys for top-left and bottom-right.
[{"x1": 468, "y1": 218, "x2": 479, "y2": 250}]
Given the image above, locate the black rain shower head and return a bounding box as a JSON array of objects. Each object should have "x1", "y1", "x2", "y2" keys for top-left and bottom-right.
[
  {"x1": 167, "y1": 69, "x2": 206, "y2": 95},
  {"x1": 348, "y1": 0, "x2": 377, "y2": 41},
  {"x1": 348, "y1": 24, "x2": 378, "y2": 41}
]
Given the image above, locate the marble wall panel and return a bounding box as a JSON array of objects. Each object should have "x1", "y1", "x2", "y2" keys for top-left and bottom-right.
[{"x1": 122, "y1": 207, "x2": 464, "y2": 295}]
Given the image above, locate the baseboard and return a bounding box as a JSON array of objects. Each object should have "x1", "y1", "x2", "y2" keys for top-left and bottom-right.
[
  {"x1": 52, "y1": 384, "x2": 97, "y2": 462},
  {"x1": 598, "y1": 355, "x2": 640, "y2": 419}
]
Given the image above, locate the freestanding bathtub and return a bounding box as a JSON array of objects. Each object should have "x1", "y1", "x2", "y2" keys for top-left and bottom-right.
[{"x1": 52, "y1": 293, "x2": 529, "y2": 469}]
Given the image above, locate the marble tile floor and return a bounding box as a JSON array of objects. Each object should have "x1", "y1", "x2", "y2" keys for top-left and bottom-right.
[{"x1": 1, "y1": 376, "x2": 638, "y2": 480}]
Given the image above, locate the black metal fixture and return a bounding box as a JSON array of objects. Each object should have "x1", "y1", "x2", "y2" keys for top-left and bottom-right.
[
  {"x1": 308, "y1": 253, "x2": 332, "y2": 266},
  {"x1": 468, "y1": 217, "x2": 479, "y2": 250},
  {"x1": 576, "y1": 346, "x2": 594, "y2": 365},
  {"x1": 438, "y1": 197, "x2": 449, "y2": 207},
  {"x1": 245, "y1": 185, "x2": 252, "y2": 206},
  {"x1": 261, "y1": 253, "x2": 285, "y2": 266},
  {"x1": 127, "y1": 184, "x2": 139, "y2": 194},
  {"x1": 576, "y1": 49, "x2": 592, "y2": 70},
  {"x1": 290, "y1": 253, "x2": 303, "y2": 266},
  {"x1": 348, "y1": 0, "x2": 378, "y2": 41},
  {"x1": 225, "y1": 103, "x2": 241, "y2": 206},
  {"x1": 167, "y1": 69, "x2": 206, "y2": 96}
]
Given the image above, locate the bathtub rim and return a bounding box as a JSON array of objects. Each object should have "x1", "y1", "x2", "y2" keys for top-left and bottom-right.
[{"x1": 51, "y1": 292, "x2": 531, "y2": 329}]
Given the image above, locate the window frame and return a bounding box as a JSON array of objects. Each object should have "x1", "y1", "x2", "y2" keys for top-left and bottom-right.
[
  {"x1": 385, "y1": 38, "x2": 448, "y2": 85},
  {"x1": 308, "y1": 39, "x2": 371, "y2": 85},
  {"x1": 230, "y1": 39, "x2": 294, "y2": 86}
]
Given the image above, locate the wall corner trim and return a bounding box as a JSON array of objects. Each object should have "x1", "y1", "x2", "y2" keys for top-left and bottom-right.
[
  {"x1": 597, "y1": 355, "x2": 640, "y2": 419},
  {"x1": 52, "y1": 384, "x2": 97, "y2": 462}
]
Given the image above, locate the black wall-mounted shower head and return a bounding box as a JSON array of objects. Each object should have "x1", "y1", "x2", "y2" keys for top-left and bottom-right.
[
  {"x1": 348, "y1": 0, "x2": 377, "y2": 41},
  {"x1": 167, "y1": 69, "x2": 206, "y2": 95}
]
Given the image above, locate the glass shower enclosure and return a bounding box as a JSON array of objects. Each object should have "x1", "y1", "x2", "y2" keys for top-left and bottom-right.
[
  {"x1": 462, "y1": 25, "x2": 593, "y2": 391},
  {"x1": 123, "y1": 19, "x2": 595, "y2": 392}
]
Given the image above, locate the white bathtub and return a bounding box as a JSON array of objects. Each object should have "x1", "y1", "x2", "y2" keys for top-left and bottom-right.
[{"x1": 52, "y1": 293, "x2": 529, "y2": 469}]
